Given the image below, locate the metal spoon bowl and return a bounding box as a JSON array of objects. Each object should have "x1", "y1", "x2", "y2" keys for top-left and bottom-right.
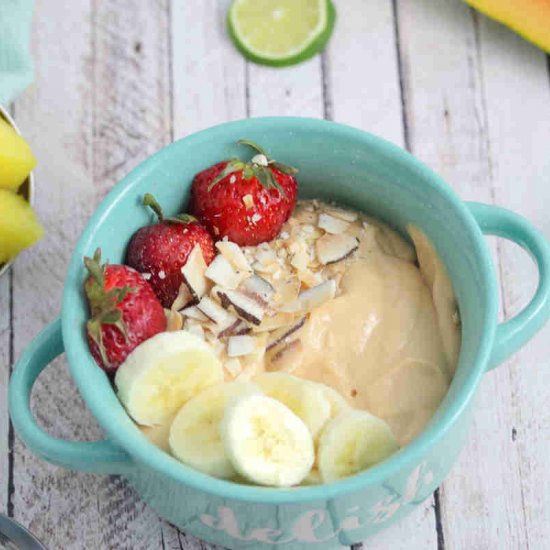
[{"x1": 0, "y1": 514, "x2": 46, "y2": 549}]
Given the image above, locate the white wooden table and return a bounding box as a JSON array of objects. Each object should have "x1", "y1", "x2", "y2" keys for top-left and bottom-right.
[{"x1": 1, "y1": 1, "x2": 550, "y2": 548}]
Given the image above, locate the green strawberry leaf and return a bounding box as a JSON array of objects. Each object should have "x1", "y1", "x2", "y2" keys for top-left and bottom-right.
[
  {"x1": 208, "y1": 159, "x2": 245, "y2": 190},
  {"x1": 237, "y1": 139, "x2": 268, "y2": 157},
  {"x1": 271, "y1": 160, "x2": 298, "y2": 175}
]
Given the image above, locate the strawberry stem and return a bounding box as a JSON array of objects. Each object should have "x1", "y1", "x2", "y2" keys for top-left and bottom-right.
[
  {"x1": 143, "y1": 193, "x2": 164, "y2": 221},
  {"x1": 238, "y1": 139, "x2": 269, "y2": 158}
]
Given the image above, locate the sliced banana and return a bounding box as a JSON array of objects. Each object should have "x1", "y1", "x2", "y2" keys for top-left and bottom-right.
[
  {"x1": 314, "y1": 382, "x2": 351, "y2": 419},
  {"x1": 318, "y1": 409, "x2": 399, "y2": 483},
  {"x1": 115, "y1": 331, "x2": 223, "y2": 426},
  {"x1": 302, "y1": 468, "x2": 322, "y2": 486},
  {"x1": 169, "y1": 382, "x2": 261, "y2": 479},
  {"x1": 221, "y1": 394, "x2": 314, "y2": 487},
  {"x1": 253, "y1": 373, "x2": 332, "y2": 439}
]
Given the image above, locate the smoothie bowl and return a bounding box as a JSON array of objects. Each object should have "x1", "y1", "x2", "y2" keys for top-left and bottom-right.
[{"x1": 9, "y1": 117, "x2": 550, "y2": 549}]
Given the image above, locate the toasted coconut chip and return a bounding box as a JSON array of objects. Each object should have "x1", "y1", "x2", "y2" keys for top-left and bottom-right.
[
  {"x1": 280, "y1": 280, "x2": 337, "y2": 313},
  {"x1": 240, "y1": 273, "x2": 275, "y2": 304},
  {"x1": 290, "y1": 247, "x2": 310, "y2": 272},
  {"x1": 164, "y1": 309, "x2": 183, "y2": 332},
  {"x1": 252, "y1": 311, "x2": 298, "y2": 333},
  {"x1": 318, "y1": 213, "x2": 350, "y2": 234},
  {"x1": 297, "y1": 269, "x2": 324, "y2": 288},
  {"x1": 232, "y1": 321, "x2": 252, "y2": 335},
  {"x1": 224, "y1": 358, "x2": 242, "y2": 378},
  {"x1": 217, "y1": 289, "x2": 265, "y2": 326},
  {"x1": 316, "y1": 233, "x2": 359, "y2": 265},
  {"x1": 179, "y1": 305, "x2": 209, "y2": 322},
  {"x1": 266, "y1": 316, "x2": 307, "y2": 351},
  {"x1": 324, "y1": 206, "x2": 359, "y2": 222},
  {"x1": 227, "y1": 335, "x2": 256, "y2": 357},
  {"x1": 171, "y1": 283, "x2": 194, "y2": 311},
  {"x1": 216, "y1": 318, "x2": 243, "y2": 338},
  {"x1": 255, "y1": 244, "x2": 278, "y2": 266},
  {"x1": 197, "y1": 296, "x2": 236, "y2": 326},
  {"x1": 273, "y1": 277, "x2": 301, "y2": 307},
  {"x1": 215, "y1": 241, "x2": 252, "y2": 272},
  {"x1": 266, "y1": 339, "x2": 304, "y2": 373},
  {"x1": 205, "y1": 254, "x2": 246, "y2": 290},
  {"x1": 184, "y1": 319, "x2": 205, "y2": 340},
  {"x1": 181, "y1": 244, "x2": 209, "y2": 301}
]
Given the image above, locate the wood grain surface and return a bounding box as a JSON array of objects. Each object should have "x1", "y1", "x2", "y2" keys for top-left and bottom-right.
[{"x1": 2, "y1": 0, "x2": 550, "y2": 548}]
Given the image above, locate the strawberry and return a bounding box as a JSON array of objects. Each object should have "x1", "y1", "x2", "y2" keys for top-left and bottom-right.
[
  {"x1": 190, "y1": 140, "x2": 298, "y2": 246},
  {"x1": 126, "y1": 194, "x2": 215, "y2": 308},
  {"x1": 84, "y1": 249, "x2": 166, "y2": 373}
]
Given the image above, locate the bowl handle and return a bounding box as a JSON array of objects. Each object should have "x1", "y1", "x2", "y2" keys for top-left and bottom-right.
[
  {"x1": 8, "y1": 317, "x2": 132, "y2": 474},
  {"x1": 467, "y1": 202, "x2": 550, "y2": 370}
]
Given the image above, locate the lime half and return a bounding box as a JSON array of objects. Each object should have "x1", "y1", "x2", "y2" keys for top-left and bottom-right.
[{"x1": 228, "y1": 0, "x2": 336, "y2": 67}]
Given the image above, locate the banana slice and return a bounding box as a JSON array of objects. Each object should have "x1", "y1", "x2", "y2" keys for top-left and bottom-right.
[
  {"x1": 318, "y1": 410, "x2": 399, "y2": 483},
  {"x1": 253, "y1": 373, "x2": 331, "y2": 439},
  {"x1": 169, "y1": 381, "x2": 261, "y2": 479},
  {"x1": 115, "y1": 331, "x2": 223, "y2": 426},
  {"x1": 221, "y1": 394, "x2": 314, "y2": 487},
  {"x1": 302, "y1": 468, "x2": 322, "y2": 486},
  {"x1": 314, "y1": 382, "x2": 350, "y2": 419}
]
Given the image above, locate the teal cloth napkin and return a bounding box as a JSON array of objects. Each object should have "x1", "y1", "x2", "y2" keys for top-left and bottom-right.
[{"x1": 0, "y1": 0, "x2": 34, "y2": 105}]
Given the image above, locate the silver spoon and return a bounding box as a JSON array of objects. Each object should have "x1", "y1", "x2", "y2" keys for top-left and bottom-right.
[{"x1": 0, "y1": 515, "x2": 46, "y2": 550}]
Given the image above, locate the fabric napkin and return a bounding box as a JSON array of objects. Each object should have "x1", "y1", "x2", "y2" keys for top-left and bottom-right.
[{"x1": 0, "y1": 0, "x2": 34, "y2": 105}]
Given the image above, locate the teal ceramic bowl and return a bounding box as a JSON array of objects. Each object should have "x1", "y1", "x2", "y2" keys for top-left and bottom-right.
[{"x1": 9, "y1": 118, "x2": 550, "y2": 549}]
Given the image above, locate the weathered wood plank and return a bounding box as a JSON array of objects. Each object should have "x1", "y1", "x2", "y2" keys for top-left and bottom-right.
[
  {"x1": 0, "y1": 272, "x2": 10, "y2": 514},
  {"x1": 171, "y1": 0, "x2": 246, "y2": 139},
  {"x1": 325, "y1": 0, "x2": 403, "y2": 144},
  {"x1": 247, "y1": 58, "x2": 324, "y2": 118},
  {"x1": 10, "y1": 1, "x2": 172, "y2": 548},
  {"x1": 476, "y1": 13, "x2": 550, "y2": 549}
]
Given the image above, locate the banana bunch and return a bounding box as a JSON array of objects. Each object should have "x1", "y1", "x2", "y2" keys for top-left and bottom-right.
[{"x1": 115, "y1": 331, "x2": 399, "y2": 487}]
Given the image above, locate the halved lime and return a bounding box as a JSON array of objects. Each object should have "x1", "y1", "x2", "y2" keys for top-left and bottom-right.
[{"x1": 228, "y1": 0, "x2": 336, "y2": 67}]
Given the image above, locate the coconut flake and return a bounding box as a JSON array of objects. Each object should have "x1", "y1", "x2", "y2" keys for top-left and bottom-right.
[
  {"x1": 171, "y1": 283, "x2": 193, "y2": 311},
  {"x1": 217, "y1": 289, "x2": 265, "y2": 326},
  {"x1": 215, "y1": 241, "x2": 251, "y2": 272},
  {"x1": 240, "y1": 274, "x2": 276, "y2": 304},
  {"x1": 280, "y1": 280, "x2": 337, "y2": 313},
  {"x1": 224, "y1": 358, "x2": 242, "y2": 377},
  {"x1": 267, "y1": 339, "x2": 304, "y2": 373},
  {"x1": 316, "y1": 234, "x2": 359, "y2": 265},
  {"x1": 227, "y1": 335, "x2": 256, "y2": 357},
  {"x1": 205, "y1": 254, "x2": 245, "y2": 289},
  {"x1": 184, "y1": 319, "x2": 205, "y2": 340},
  {"x1": 318, "y1": 213, "x2": 350, "y2": 234},
  {"x1": 266, "y1": 316, "x2": 307, "y2": 351},
  {"x1": 180, "y1": 305, "x2": 208, "y2": 322},
  {"x1": 181, "y1": 244, "x2": 209, "y2": 301},
  {"x1": 164, "y1": 309, "x2": 183, "y2": 332},
  {"x1": 255, "y1": 244, "x2": 277, "y2": 266},
  {"x1": 324, "y1": 206, "x2": 359, "y2": 222}
]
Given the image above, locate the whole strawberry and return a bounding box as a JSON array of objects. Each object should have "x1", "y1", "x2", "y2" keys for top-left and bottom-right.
[
  {"x1": 190, "y1": 140, "x2": 298, "y2": 246},
  {"x1": 84, "y1": 249, "x2": 166, "y2": 373},
  {"x1": 126, "y1": 194, "x2": 215, "y2": 308}
]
